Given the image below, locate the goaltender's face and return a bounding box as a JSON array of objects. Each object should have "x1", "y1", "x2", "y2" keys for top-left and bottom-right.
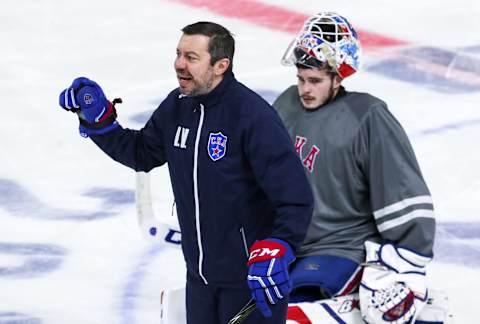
[
  {"x1": 296, "y1": 67, "x2": 341, "y2": 110},
  {"x1": 174, "y1": 34, "x2": 228, "y2": 96}
]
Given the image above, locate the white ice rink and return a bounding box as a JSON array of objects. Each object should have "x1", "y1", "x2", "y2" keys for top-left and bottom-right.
[{"x1": 1, "y1": 0, "x2": 480, "y2": 323}]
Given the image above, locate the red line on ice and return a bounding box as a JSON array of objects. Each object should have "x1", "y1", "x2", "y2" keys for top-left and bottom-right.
[{"x1": 172, "y1": 0, "x2": 409, "y2": 49}]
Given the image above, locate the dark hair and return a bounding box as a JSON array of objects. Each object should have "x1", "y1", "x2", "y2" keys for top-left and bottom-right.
[
  {"x1": 182, "y1": 21, "x2": 235, "y2": 73},
  {"x1": 294, "y1": 48, "x2": 337, "y2": 79}
]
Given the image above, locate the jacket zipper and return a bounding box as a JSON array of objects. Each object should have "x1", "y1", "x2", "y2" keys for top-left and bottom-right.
[{"x1": 193, "y1": 103, "x2": 208, "y2": 284}]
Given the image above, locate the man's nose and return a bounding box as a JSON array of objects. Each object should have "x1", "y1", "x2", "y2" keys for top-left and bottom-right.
[
  {"x1": 301, "y1": 83, "x2": 312, "y2": 94},
  {"x1": 174, "y1": 56, "x2": 186, "y2": 70}
]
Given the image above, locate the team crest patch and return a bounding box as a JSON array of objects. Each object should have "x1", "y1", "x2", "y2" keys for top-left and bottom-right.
[
  {"x1": 207, "y1": 132, "x2": 227, "y2": 161},
  {"x1": 83, "y1": 93, "x2": 94, "y2": 105}
]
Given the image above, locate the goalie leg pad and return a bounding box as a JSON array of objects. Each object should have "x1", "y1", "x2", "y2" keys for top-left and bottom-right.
[
  {"x1": 160, "y1": 286, "x2": 452, "y2": 324},
  {"x1": 287, "y1": 289, "x2": 452, "y2": 324}
]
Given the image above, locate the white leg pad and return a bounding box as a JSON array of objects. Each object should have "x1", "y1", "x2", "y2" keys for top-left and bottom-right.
[
  {"x1": 158, "y1": 286, "x2": 453, "y2": 324},
  {"x1": 287, "y1": 289, "x2": 453, "y2": 324}
]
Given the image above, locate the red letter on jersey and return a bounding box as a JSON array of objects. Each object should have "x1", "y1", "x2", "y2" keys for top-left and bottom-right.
[
  {"x1": 294, "y1": 136, "x2": 307, "y2": 156},
  {"x1": 302, "y1": 145, "x2": 319, "y2": 172}
]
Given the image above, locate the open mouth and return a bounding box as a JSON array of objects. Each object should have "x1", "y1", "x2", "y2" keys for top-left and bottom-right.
[{"x1": 177, "y1": 75, "x2": 193, "y2": 88}]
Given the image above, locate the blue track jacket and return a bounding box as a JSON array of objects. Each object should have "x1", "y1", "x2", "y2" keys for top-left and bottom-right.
[{"x1": 92, "y1": 72, "x2": 313, "y2": 286}]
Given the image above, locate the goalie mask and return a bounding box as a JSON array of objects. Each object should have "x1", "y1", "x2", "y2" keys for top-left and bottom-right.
[{"x1": 281, "y1": 12, "x2": 361, "y2": 78}]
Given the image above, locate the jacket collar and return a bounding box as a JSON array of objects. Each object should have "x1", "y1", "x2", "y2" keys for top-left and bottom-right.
[{"x1": 193, "y1": 71, "x2": 235, "y2": 108}]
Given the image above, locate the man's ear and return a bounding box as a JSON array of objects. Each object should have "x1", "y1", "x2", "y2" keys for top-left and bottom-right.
[
  {"x1": 214, "y1": 58, "x2": 231, "y2": 76},
  {"x1": 333, "y1": 74, "x2": 342, "y2": 90}
]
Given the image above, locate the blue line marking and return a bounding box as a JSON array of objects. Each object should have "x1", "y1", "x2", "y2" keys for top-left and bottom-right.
[
  {"x1": 435, "y1": 222, "x2": 480, "y2": 267},
  {"x1": 255, "y1": 89, "x2": 280, "y2": 104},
  {"x1": 0, "y1": 312, "x2": 41, "y2": 324},
  {"x1": 119, "y1": 245, "x2": 164, "y2": 324},
  {"x1": 410, "y1": 118, "x2": 480, "y2": 138},
  {"x1": 84, "y1": 187, "x2": 135, "y2": 206},
  {"x1": 0, "y1": 242, "x2": 67, "y2": 278},
  {"x1": 462, "y1": 44, "x2": 480, "y2": 53},
  {"x1": 438, "y1": 222, "x2": 480, "y2": 239},
  {"x1": 366, "y1": 46, "x2": 480, "y2": 93},
  {"x1": 0, "y1": 179, "x2": 133, "y2": 221}
]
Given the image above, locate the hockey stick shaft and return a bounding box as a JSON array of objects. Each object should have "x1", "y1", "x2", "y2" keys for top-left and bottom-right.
[
  {"x1": 136, "y1": 171, "x2": 155, "y2": 225},
  {"x1": 227, "y1": 298, "x2": 256, "y2": 324},
  {"x1": 136, "y1": 171, "x2": 181, "y2": 246}
]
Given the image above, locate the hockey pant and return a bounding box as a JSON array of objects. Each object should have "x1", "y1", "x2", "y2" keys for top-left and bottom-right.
[
  {"x1": 185, "y1": 271, "x2": 288, "y2": 324},
  {"x1": 290, "y1": 255, "x2": 363, "y2": 302}
]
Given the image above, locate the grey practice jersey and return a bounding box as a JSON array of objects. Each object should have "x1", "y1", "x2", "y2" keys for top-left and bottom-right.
[{"x1": 273, "y1": 86, "x2": 435, "y2": 263}]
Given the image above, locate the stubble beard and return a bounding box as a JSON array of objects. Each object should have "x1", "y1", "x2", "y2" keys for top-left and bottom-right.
[
  {"x1": 187, "y1": 67, "x2": 215, "y2": 97},
  {"x1": 322, "y1": 83, "x2": 336, "y2": 107},
  {"x1": 300, "y1": 83, "x2": 336, "y2": 110}
]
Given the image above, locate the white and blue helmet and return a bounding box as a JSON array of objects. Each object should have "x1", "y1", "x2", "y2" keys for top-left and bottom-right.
[{"x1": 281, "y1": 12, "x2": 361, "y2": 78}]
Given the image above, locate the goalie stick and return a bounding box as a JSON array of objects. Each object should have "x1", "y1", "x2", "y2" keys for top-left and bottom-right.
[{"x1": 135, "y1": 171, "x2": 181, "y2": 247}]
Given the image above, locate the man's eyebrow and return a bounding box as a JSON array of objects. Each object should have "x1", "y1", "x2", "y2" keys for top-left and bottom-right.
[{"x1": 177, "y1": 49, "x2": 200, "y2": 57}]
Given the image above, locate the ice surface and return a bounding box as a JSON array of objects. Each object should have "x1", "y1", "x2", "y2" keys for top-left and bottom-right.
[{"x1": 1, "y1": 0, "x2": 479, "y2": 322}]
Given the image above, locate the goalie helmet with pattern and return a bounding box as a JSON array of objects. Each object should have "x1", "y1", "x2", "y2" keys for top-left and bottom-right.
[{"x1": 281, "y1": 12, "x2": 361, "y2": 78}]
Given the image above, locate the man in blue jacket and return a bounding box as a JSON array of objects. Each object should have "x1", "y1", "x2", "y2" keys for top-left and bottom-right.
[{"x1": 59, "y1": 22, "x2": 313, "y2": 323}]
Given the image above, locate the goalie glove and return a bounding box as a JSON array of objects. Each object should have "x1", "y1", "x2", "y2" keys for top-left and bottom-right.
[
  {"x1": 359, "y1": 241, "x2": 431, "y2": 324},
  {"x1": 247, "y1": 238, "x2": 295, "y2": 317}
]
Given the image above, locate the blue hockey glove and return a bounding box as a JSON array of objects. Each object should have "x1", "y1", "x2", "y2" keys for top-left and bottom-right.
[
  {"x1": 247, "y1": 238, "x2": 295, "y2": 317},
  {"x1": 59, "y1": 77, "x2": 120, "y2": 137}
]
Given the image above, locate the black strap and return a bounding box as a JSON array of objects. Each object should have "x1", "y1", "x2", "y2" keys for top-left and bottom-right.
[{"x1": 78, "y1": 98, "x2": 121, "y2": 130}]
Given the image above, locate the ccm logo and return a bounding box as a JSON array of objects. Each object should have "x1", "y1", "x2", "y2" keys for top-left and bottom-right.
[{"x1": 249, "y1": 248, "x2": 280, "y2": 260}]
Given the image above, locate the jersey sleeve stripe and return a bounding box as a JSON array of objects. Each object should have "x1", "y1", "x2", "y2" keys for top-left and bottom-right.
[
  {"x1": 377, "y1": 209, "x2": 435, "y2": 232},
  {"x1": 373, "y1": 195, "x2": 433, "y2": 220}
]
